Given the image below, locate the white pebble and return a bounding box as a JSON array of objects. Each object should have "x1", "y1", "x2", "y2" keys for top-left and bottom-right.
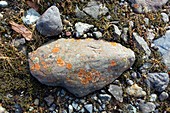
[{"x1": 0, "y1": 1, "x2": 8, "y2": 7}]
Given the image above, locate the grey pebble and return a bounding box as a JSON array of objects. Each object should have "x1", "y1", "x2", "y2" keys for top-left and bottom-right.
[
  {"x1": 159, "y1": 92, "x2": 169, "y2": 101},
  {"x1": 84, "y1": 104, "x2": 93, "y2": 113},
  {"x1": 108, "y1": 84, "x2": 123, "y2": 102},
  {"x1": 139, "y1": 102, "x2": 156, "y2": 113},
  {"x1": 34, "y1": 98, "x2": 39, "y2": 106},
  {"x1": 0, "y1": 13, "x2": 3, "y2": 19},
  {"x1": 93, "y1": 31, "x2": 102, "y2": 39},
  {"x1": 126, "y1": 104, "x2": 137, "y2": 113},
  {"x1": 44, "y1": 95, "x2": 54, "y2": 106},
  {"x1": 68, "y1": 105, "x2": 73, "y2": 113},
  {"x1": 149, "y1": 94, "x2": 157, "y2": 102},
  {"x1": 126, "y1": 79, "x2": 134, "y2": 86},
  {"x1": 161, "y1": 12, "x2": 169, "y2": 23}
]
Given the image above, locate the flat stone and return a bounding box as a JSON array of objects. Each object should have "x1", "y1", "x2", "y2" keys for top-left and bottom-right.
[
  {"x1": 36, "y1": 6, "x2": 63, "y2": 37},
  {"x1": 126, "y1": 84, "x2": 146, "y2": 97},
  {"x1": 133, "y1": 32, "x2": 151, "y2": 57},
  {"x1": 154, "y1": 30, "x2": 170, "y2": 70},
  {"x1": 29, "y1": 38, "x2": 135, "y2": 97},
  {"x1": 139, "y1": 102, "x2": 156, "y2": 113},
  {"x1": 108, "y1": 85, "x2": 123, "y2": 102},
  {"x1": 44, "y1": 95, "x2": 54, "y2": 106},
  {"x1": 128, "y1": 0, "x2": 168, "y2": 13},
  {"x1": 145, "y1": 73, "x2": 169, "y2": 92},
  {"x1": 83, "y1": 1, "x2": 108, "y2": 19}
]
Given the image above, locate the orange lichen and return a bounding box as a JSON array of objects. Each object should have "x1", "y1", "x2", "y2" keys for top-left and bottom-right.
[
  {"x1": 133, "y1": 4, "x2": 139, "y2": 8},
  {"x1": 110, "y1": 60, "x2": 117, "y2": 66},
  {"x1": 52, "y1": 47, "x2": 59, "y2": 53},
  {"x1": 78, "y1": 69, "x2": 101, "y2": 85},
  {"x1": 56, "y1": 57, "x2": 65, "y2": 67},
  {"x1": 66, "y1": 63, "x2": 72, "y2": 70},
  {"x1": 31, "y1": 63, "x2": 40, "y2": 70},
  {"x1": 110, "y1": 42, "x2": 117, "y2": 46},
  {"x1": 41, "y1": 61, "x2": 47, "y2": 68}
]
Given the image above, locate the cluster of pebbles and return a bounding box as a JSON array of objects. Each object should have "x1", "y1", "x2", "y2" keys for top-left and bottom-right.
[{"x1": 0, "y1": 0, "x2": 170, "y2": 113}]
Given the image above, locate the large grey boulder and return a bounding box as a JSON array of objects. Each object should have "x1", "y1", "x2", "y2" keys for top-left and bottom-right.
[
  {"x1": 28, "y1": 38, "x2": 135, "y2": 97},
  {"x1": 36, "y1": 6, "x2": 63, "y2": 37},
  {"x1": 128, "y1": 0, "x2": 168, "y2": 13}
]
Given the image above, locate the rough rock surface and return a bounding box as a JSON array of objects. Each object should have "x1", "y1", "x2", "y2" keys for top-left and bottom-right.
[
  {"x1": 83, "y1": 1, "x2": 108, "y2": 19},
  {"x1": 128, "y1": 0, "x2": 168, "y2": 13},
  {"x1": 154, "y1": 30, "x2": 170, "y2": 70},
  {"x1": 29, "y1": 38, "x2": 135, "y2": 97},
  {"x1": 36, "y1": 6, "x2": 63, "y2": 37},
  {"x1": 126, "y1": 84, "x2": 146, "y2": 97},
  {"x1": 145, "y1": 73, "x2": 169, "y2": 92},
  {"x1": 108, "y1": 85, "x2": 123, "y2": 102}
]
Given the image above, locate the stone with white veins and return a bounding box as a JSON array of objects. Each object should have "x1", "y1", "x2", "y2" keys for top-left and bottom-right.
[
  {"x1": 75, "y1": 22, "x2": 94, "y2": 37},
  {"x1": 29, "y1": 38, "x2": 135, "y2": 97},
  {"x1": 83, "y1": 1, "x2": 108, "y2": 19},
  {"x1": 22, "y1": 8, "x2": 40, "y2": 25},
  {"x1": 133, "y1": 32, "x2": 151, "y2": 57},
  {"x1": 84, "y1": 104, "x2": 93, "y2": 113},
  {"x1": 145, "y1": 73, "x2": 169, "y2": 92},
  {"x1": 36, "y1": 6, "x2": 63, "y2": 37},
  {"x1": 108, "y1": 85, "x2": 123, "y2": 102}
]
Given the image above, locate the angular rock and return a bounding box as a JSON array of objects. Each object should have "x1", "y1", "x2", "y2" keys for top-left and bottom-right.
[
  {"x1": 154, "y1": 30, "x2": 170, "y2": 70},
  {"x1": 83, "y1": 1, "x2": 108, "y2": 19},
  {"x1": 145, "y1": 73, "x2": 169, "y2": 92},
  {"x1": 84, "y1": 104, "x2": 93, "y2": 113},
  {"x1": 108, "y1": 85, "x2": 123, "y2": 102},
  {"x1": 36, "y1": 6, "x2": 63, "y2": 37},
  {"x1": 126, "y1": 84, "x2": 146, "y2": 97},
  {"x1": 128, "y1": 0, "x2": 168, "y2": 13},
  {"x1": 133, "y1": 32, "x2": 151, "y2": 57},
  {"x1": 75, "y1": 22, "x2": 94, "y2": 37},
  {"x1": 29, "y1": 38, "x2": 135, "y2": 97}
]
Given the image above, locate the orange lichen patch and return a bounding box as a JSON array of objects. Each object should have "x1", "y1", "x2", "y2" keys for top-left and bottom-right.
[
  {"x1": 31, "y1": 63, "x2": 40, "y2": 70},
  {"x1": 78, "y1": 69, "x2": 101, "y2": 85},
  {"x1": 78, "y1": 68, "x2": 86, "y2": 77},
  {"x1": 133, "y1": 4, "x2": 139, "y2": 8},
  {"x1": 52, "y1": 47, "x2": 59, "y2": 53},
  {"x1": 66, "y1": 63, "x2": 72, "y2": 70},
  {"x1": 56, "y1": 57, "x2": 65, "y2": 67},
  {"x1": 41, "y1": 61, "x2": 47, "y2": 68},
  {"x1": 110, "y1": 42, "x2": 117, "y2": 46},
  {"x1": 110, "y1": 60, "x2": 117, "y2": 66}
]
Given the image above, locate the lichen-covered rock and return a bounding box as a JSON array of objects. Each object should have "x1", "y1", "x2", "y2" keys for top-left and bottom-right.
[
  {"x1": 28, "y1": 38, "x2": 135, "y2": 97},
  {"x1": 36, "y1": 6, "x2": 63, "y2": 37},
  {"x1": 128, "y1": 0, "x2": 168, "y2": 13}
]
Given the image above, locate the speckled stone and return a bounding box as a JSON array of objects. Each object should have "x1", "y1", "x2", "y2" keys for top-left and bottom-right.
[{"x1": 29, "y1": 38, "x2": 135, "y2": 97}]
